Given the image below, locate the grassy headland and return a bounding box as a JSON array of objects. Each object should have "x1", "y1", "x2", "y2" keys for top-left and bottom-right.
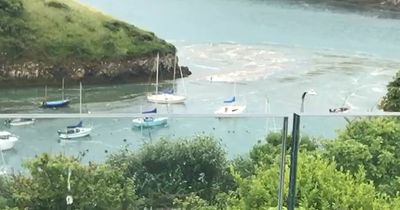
[
  {"x1": 0, "y1": 0, "x2": 187, "y2": 86},
  {"x1": 0, "y1": 0, "x2": 175, "y2": 63}
]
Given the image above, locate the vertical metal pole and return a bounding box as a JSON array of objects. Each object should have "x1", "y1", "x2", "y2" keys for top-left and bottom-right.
[
  {"x1": 278, "y1": 117, "x2": 289, "y2": 210},
  {"x1": 288, "y1": 113, "x2": 301, "y2": 210}
]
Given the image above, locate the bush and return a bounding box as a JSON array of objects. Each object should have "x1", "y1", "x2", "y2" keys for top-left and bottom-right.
[{"x1": 107, "y1": 136, "x2": 234, "y2": 208}]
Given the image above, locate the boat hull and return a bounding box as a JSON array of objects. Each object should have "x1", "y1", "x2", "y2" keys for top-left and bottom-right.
[
  {"x1": 147, "y1": 94, "x2": 186, "y2": 104},
  {"x1": 214, "y1": 105, "x2": 246, "y2": 115},
  {"x1": 0, "y1": 136, "x2": 18, "y2": 151},
  {"x1": 42, "y1": 99, "x2": 70, "y2": 108},
  {"x1": 58, "y1": 127, "x2": 92, "y2": 139},
  {"x1": 132, "y1": 117, "x2": 168, "y2": 128},
  {"x1": 9, "y1": 119, "x2": 35, "y2": 126}
]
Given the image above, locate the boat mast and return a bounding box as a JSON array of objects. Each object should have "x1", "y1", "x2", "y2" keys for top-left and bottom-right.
[
  {"x1": 179, "y1": 66, "x2": 187, "y2": 96},
  {"x1": 44, "y1": 85, "x2": 48, "y2": 101},
  {"x1": 62, "y1": 78, "x2": 65, "y2": 100},
  {"x1": 172, "y1": 54, "x2": 176, "y2": 93},
  {"x1": 79, "y1": 82, "x2": 82, "y2": 114},
  {"x1": 156, "y1": 53, "x2": 159, "y2": 95}
]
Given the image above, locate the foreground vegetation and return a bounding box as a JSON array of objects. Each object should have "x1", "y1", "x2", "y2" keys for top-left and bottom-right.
[
  {"x1": 2, "y1": 117, "x2": 400, "y2": 209},
  {"x1": 0, "y1": 0, "x2": 174, "y2": 64}
]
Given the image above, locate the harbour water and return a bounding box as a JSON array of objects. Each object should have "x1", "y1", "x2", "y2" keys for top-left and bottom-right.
[{"x1": 1, "y1": 0, "x2": 400, "y2": 170}]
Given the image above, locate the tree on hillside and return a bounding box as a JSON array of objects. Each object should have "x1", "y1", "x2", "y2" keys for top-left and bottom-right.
[
  {"x1": 106, "y1": 136, "x2": 234, "y2": 208},
  {"x1": 380, "y1": 71, "x2": 400, "y2": 111}
]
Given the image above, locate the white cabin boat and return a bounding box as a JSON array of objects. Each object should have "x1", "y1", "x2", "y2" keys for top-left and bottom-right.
[
  {"x1": 58, "y1": 121, "x2": 92, "y2": 139},
  {"x1": 0, "y1": 131, "x2": 18, "y2": 151},
  {"x1": 58, "y1": 82, "x2": 92, "y2": 139}
]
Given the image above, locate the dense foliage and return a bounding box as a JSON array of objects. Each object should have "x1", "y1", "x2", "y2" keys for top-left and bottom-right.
[
  {"x1": 107, "y1": 136, "x2": 234, "y2": 208},
  {"x1": 325, "y1": 117, "x2": 400, "y2": 196},
  {"x1": 380, "y1": 72, "x2": 400, "y2": 111},
  {"x1": 0, "y1": 0, "x2": 174, "y2": 64},
  {"x1": 0, "y1": 153, "x2": 137, "y2": 210},
  {"x1": 2, "y1": 118, "x2": 400, "y2": 209}
]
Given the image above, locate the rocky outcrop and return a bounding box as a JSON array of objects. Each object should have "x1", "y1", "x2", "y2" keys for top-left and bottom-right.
[{"x1": 0, "y1": 53, "x2": 191, "y2": 87}]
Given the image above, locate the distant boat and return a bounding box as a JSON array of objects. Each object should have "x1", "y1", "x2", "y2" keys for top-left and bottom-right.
[
  {"x1": 147, "y1": 53, "x2": 187, "y2": 104},
  {"x1": 329, "y1": 106, "x2": 351, "y2": 113},
  {"x1": 41, "y1": 78, "x2": 70, "y2": 108},
  {"x1": 58, "y1": 121, "x2": 92, "y2": 139},
  {"x1": 58, "y1": 82, "x2": 92, "y2": 139},
  {"x1": 0, "y1": 131, "x2": 18, "y2": 151},
  {"x1": 8, "y1": 118, "x2": 35, "y2": 126},
  {"x1": 214, "y1": 83, "x2": 246, "y2": 115},
  {"x1": 132, "y1": 108, "x2": 168, "y2": 128}
]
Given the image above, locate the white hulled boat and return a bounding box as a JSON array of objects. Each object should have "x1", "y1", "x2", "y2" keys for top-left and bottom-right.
[
  {"x1": 58, "y1": 121, "x2": 92, "y2": 139},
  {"x1": 8, "y1": 118, "x2": 35, "y2": 126},
  {"x1": 58, "y1": 82, "x2": 92, "y2": 139},
  {"x1": 0, "y1": 131, "x2": 18, "y2": 151},
  {"x1": 214, "y1": 96, "x2": 246, "y2": 115},
  {"x1": 147, "y1": 53, "x2": 187, "y2": 104}
]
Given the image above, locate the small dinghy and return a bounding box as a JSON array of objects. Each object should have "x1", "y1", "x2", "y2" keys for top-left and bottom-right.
[
  {"x1": 329, "y1": 106, "x2": 351, "y2": 113},
  {"x1": 8, "y1": 118, "x2": 35, "y2": 126},
  {"x1": 132, "y1": 108, "x2": 168, "y2": 128}
]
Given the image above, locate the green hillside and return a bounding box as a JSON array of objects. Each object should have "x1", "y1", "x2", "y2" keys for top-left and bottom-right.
[{"x1": 0, "y1": 0, "x2": 175, "y2": 64}]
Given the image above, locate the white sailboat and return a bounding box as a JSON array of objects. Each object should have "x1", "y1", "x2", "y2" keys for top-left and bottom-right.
[
  {"x1": 58, "y1": 82, "x2": 92, "y2": 139},
  {"x1": 147, "y1": 53, "x2": 186, "y2": 104},
  {"x1": 214, "y1": 82, "x2": 246, "y2": 115},
  {"x1": 0, "y1": 131, "x2": 18, "y2": 151}
]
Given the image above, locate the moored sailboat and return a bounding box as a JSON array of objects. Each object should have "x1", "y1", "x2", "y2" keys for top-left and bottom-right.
[
  {"x1": 132, "y1": 108, "x2": 168, "y2": 128},
  {"x1": 214, "y1": 82, "x2": 246, "y2": 115},
  {"x1": 58, "y1": 82, "x2": 92, "y2": 139},
  {"x1": 147, "y1": 53, "x2": 187, "y2": 104},
  {"x1": 42, "y1": 78, "x2": 70, "y2": 108}
]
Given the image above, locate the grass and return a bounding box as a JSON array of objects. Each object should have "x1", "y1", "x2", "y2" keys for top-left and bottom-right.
[{"x1": 0, "y1": 0, "x2": 175, "y2": 64}]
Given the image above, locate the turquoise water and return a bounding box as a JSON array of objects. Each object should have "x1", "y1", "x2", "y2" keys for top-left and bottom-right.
[{"x1": 1, "y1": 0, "x2": 400, "y2": 170}]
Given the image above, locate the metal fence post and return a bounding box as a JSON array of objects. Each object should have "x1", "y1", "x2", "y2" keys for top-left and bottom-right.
[
  {"x1": 288, "y1": 113, "x2": 301, "y2": 210},
  {"x1": 278, "y1": 117, "x2": 289, "y2": 210}
]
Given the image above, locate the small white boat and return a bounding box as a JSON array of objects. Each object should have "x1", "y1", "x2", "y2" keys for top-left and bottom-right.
[
  {"x1": 0, "y1": 131, "x2": 18, "y2": 151},
  {"x1": 214, "y1": 105, "x2": 247, "y2": 115},
  {"x1": 147, "y1": 94, "x2": 186, "y2": 104},
  {"x1": 8, "y1": 118, "x2": 35, "y2": 126},
  {"x1": 329, "y1": 106, "x2": 351, "y2": 113},
  {"x1": 132, "y1": 108, "x2": 168, "y2": 128},
  {"x1": 58, "y1": 121, "x2": 92, "y2": 139},
  {"x1": 214, "y1": 96, "x2": 246, "y2": 115}
]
